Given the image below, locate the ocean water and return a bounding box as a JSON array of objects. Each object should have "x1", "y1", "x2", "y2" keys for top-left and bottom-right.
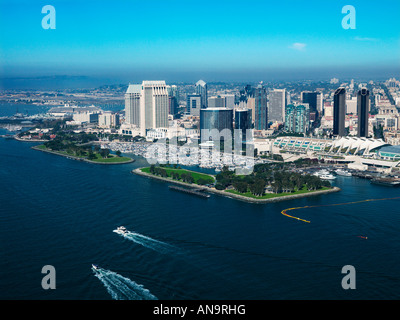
[
  {"x1": 0, "y1": 103, "x2": 52, "y2": 117},
  {"x1": 1, "y1": 128, "x2": 400, "y2": 300}
]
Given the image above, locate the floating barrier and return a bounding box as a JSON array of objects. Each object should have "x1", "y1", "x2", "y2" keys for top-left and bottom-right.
[{"x1": 281, "y1": 196, "x2": 400, "y2": 224}]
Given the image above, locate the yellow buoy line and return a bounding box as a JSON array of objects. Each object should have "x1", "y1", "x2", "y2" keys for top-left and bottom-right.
[{"x1": 281, "y1": 196, "x2": 400, "y2": 224}]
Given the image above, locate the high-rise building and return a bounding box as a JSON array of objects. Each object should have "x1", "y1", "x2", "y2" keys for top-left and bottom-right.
[
  {"x1": 168, "y1": 96, "x2": 178, "y2": 116},
  {"x1": 99, "y1": 112, "x2": 120, "y2": 128},
  {"x1": 140, "y1": 81, "x2": 169, "y2": 136},
  {"x1": 208, "y1": 96, "x2": 226, "y2": 108},
  {"x1": 186, "y1": 94, "x2": 202, "y2": 116},
  {"x1": 125, "y1": 81, "x2": 169, "y2": 136},
  {"x1": 200, "y1": 108, "x2": 233, "y2": 142},
  {"x1": 268, "y1": 89, "x2": 286, "y2": 123},
  {"x1": 254, "y1": 84, "x2": 268, "y2": 130},
  {"x1": 301, "y1": 91, "x2": 323, "y2": 121},
  {"x1": 357, "y1": 88, "x2": 370, "y2": 138},
  {"x1": 234, "y1": 109, "x2": 252, "y2": 144},
  {"x1": 221, "y1": 94, "x2": 236, "y2": 109},
  {"x1": 285, "y1": 104, "x2": 310, "y2": 134},
  {"x1": 125, "y1": 84, "x2": 142, "y2": 126},
  {"x1": 167, "y1": 85, "x2": 179, "y2": 116},
  {"x1": 346, "y1": 96, "x2": 358, "y2": 114},
  {"x1": 333, "y1": 87, "x2": 346, "y2": 136},
  {"x1": 196, "y1": 80, "x2": 208, "y2": 109}
]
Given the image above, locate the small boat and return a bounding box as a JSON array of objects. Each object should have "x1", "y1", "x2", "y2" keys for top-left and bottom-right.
[
  {"x1": 92, "y1": 264, "x2": 100, "y2": 270},
  {"x1": 113, "y1": 226, "x2": 128, "y2": 235}
]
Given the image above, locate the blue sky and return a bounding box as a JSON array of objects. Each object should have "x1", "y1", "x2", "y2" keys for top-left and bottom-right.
[{"x1": 0, "y1": 0, "x2": 399, "y2": 82}]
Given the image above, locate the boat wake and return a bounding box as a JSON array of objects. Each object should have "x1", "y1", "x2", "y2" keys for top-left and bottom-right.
[
  {"x1": 114, "y1": 228, "x2": 183, "y2": 255},
  {"x1": 91, "y1": 265, "x2": 157, "y2": 300}
]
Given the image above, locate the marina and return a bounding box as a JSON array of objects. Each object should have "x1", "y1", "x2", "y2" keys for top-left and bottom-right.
[{"x1": 103, "y1": 141, "x2": 267, "y2": 172}]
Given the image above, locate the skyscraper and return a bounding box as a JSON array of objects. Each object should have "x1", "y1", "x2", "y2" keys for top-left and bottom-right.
[
  {"x1": 254, "y1": 84, "x2": 268, "y2": 130},
  {"x1": 196, "y1": 80, "x2": 208, "y2": 109},
  {"x1": 186, "y1": 94, "x2": 201, "y2": 116},
  {"x1": 200, "y1": 108, "x2": 233, "y2": 142},
  {"x1": 357, "y1": 88, "x2": 370, "y2": 138},
  {"x1": 268, "y1": 89, "x2": 286, "y2": 123},
  {"x1": 140, "y1": 81, "x2": 169, "y2": 136},
  {"x1": 208, "y1": 96, "x2": 226, "y2": 108},
  {"x1": 333, "y1": 87, "x2": 346, "y2": 136},
  {"x1": 301, "y1": 91, "x2": 323, "y2": 122},
  {"x1": 125, "y1": 84, "x2": 142, "y2": 126},
  {"x1": 235, "y1": 109, "x2": 252, "y2": 144},
  {"x1": 167, "y1": 85, "x2": 179, "y2": 116},
  {"x1": 285, "y1": 104, "x2": 310, "y2": 134}
]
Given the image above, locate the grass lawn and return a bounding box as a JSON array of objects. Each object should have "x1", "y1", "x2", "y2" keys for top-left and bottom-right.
[
  {"x1": 141, "y1": 167, "x2": 215, "y2": 184},
  {"x1": 226, "y1": 186, "x2": 331, "y2": 199},
  {"x1": 35, "y1": 145, "x2": 132, "y2": 163},
  {"x1": 90, "y1": 153, "x2": 132, "y2": 163}
]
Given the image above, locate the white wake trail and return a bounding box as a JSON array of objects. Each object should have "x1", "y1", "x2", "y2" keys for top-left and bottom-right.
[
  {"x1": 114, "y1": 229, "x2": 182, "y2": 255},
  {"x1": 92, "y1": 266, "x2": 157, "y2": 300}
]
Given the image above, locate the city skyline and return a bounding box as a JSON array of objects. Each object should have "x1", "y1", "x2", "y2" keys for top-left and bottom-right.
[{"x1": 0, "y1": 0, "x2": 399, "y2": 83}]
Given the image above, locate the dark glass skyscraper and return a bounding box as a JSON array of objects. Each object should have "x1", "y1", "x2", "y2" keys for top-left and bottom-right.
[
  {"x1": 333, "y1": 87, "x2": 346, "y2": 136},
  {"x1": 196, "y1": 80, "x2": 208, "y2": 109},
  {"x1": 200, "y1": 108, "x2": 233, "y2": 142},
  {"x1": 301, "y1": 91, "x2": 321, "y2": 121},
  {"x1": 357, "y1": 88, "x2": 370, "y2": 138},
  {"x1": 254, "y1": 84, "x2": 268, "y2": 130},
  {"x1": 234, "y1": 109, "x2": 252, "y2": 144}
]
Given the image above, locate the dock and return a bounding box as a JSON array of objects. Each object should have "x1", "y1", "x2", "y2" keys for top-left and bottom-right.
[{"x1": 168, "y1": 185, "x2": 210, "y2": 198}]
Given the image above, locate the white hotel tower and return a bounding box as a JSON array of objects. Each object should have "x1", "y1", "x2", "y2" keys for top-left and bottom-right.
[{"x1": 125, "y1": 81, "x2": 169, "y2": 136}]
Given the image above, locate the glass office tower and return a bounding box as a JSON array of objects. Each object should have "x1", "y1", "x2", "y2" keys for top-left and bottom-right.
[
  {"x1": 357, "y1": 88, "x2": 370, "y2": 137},
  {"x1": 333, "y1": 87, "x2": 346, "y2": 136}
]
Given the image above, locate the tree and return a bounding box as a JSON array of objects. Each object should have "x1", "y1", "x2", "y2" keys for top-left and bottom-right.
[
  {"x1": 116, "y1": 150, "x2": 122, "y2": 157},
  {"x1": 100, "y1": 148, "x2": 110, "y2": 159},
  {"x1": 215, "y1": 183, "x2": 225, "y2": 190},
  {"x1": 87, "y1": 149, "x2": 96, "y2": 160},
  {"x1": 233, "y1": 180, "x2": 248, "y2": 193},
  {"x1": 249, "y1": 179, "x2": 265, "y2": 196}
]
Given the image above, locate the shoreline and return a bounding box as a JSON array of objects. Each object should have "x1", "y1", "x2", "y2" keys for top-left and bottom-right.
[
  {"x1": 133, "y1": 167, "x2": 341, "y2": 204},
  {"x1": 32, "y1": 145, "x2": 135, "y2": 165},
  {"x1": 14, "y1": 136, "x2": 49, "y2": 142}
]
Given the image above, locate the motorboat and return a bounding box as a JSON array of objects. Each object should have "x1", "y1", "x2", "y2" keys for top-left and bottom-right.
[
  {"x1": 335, "y1": 169, "x2": 352, "y2": 177},
  {"x1": 113, "y1": 226, "x2": 128, "y2": 235},
  {"x1": 92, "y1": 264, "x2": 100, "y2": 270}
]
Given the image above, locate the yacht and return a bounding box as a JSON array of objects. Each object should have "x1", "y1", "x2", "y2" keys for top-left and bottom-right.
[
  {"x1": 319, "y1": 173, "x2": 336, "y2": 180},
  {"x1": 113, "y1": 226, "x2": 128, "y2": 235},
  {"x1": 335, "y1": 169, "x2": 352, "y2": 177},
  {"x1": 313, "y1": 169, "x2": 330, "y2": 177}
]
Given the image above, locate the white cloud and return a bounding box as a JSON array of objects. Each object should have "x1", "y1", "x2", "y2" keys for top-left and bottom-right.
[
  {"x1": 289, "y1": 42, "x2": 307, "y2": 51},
  {"x1": 354, "y1": 36, "x2": 378, "y2": 42}
]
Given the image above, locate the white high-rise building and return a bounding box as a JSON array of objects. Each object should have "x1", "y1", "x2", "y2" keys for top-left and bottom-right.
[
  {"x1": 124, "y1": 81, "x2": 169, "y2": 136},
  {"x1": 140, "y1": 81, "x2": 169, "y2": 136},
  {"x1": 125, "y1": 84, "x2": 141, "y2": 126},
  {"x1": 268, "y1": 89, "x2": 286, "y2": 123}
]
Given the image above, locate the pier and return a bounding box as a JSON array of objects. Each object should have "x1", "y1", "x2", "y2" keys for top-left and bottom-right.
[{"x1": 168, "y1": 185, "x2": 210, "y2": 198}]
